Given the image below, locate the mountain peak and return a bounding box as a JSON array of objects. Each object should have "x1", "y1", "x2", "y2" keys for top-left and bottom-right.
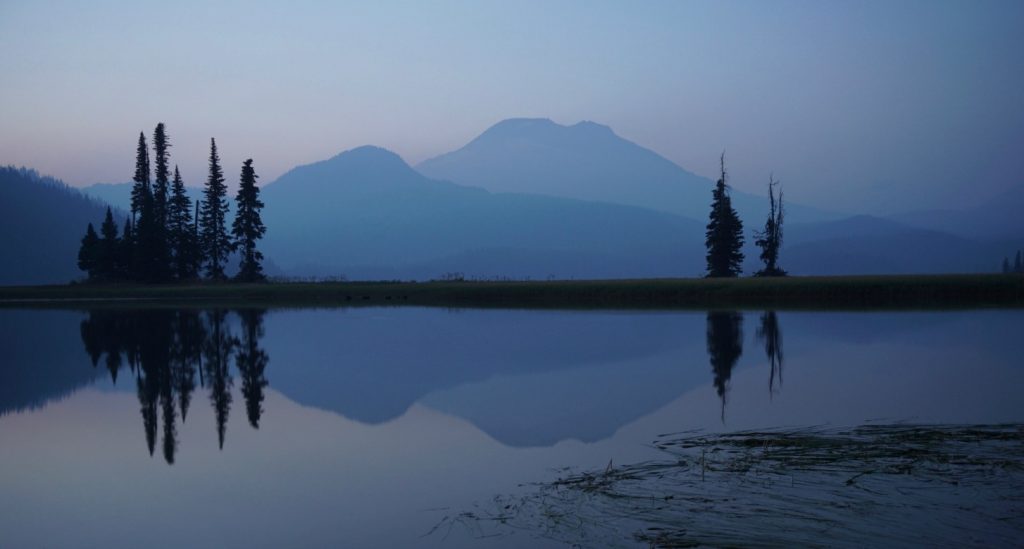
[
  {"x1": 475, "y1": 118, "x2": 616, "y2": 142},
  {"x1": 571, "y1": 120, "x2": 614, "y2": 134},
  {"x1": 266, "y1": 144, "x2": 446, "y2": 194},
  {"x1": 327, "y1": 145, "x2": 408, "y2": 167}
]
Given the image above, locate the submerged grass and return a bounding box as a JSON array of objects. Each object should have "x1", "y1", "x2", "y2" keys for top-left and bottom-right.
[
  {"x1": 435, "y1": 424, "x2": 1024, "y2": 547},
  {"x1": 1, "y1": 274, "x2": 1022, "y2": 310}
]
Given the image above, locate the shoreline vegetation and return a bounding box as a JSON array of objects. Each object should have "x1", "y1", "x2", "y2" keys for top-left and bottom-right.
[
  {"x1": 0, "y1": 274, "x2": 1022, "y2": 310},
  {"x1": 434, "y1": 424, "x2": 1024, "y2": 546}
]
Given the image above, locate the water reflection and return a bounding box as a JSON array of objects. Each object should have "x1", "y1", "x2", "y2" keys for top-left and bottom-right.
[
  {"x1": 705, "y1": 311, "x2": 743, "y2": 421},
  {"x1": 78, "y1": 309, "x2": 269, "y2": 463},
  {"x1": 237, "y1": 309, "x2": 269, "y2": 429},
  {"x1": 757, "y1": 311, "x2": 784, "y2": 396},
  {"x1": 74, "y1": 307, "x2": 800, "y2": 457}
]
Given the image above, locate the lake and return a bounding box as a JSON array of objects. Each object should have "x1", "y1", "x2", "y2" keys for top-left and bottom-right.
[{"x1": 1, "y1": 307, "x2": 1022, "y2": 547}]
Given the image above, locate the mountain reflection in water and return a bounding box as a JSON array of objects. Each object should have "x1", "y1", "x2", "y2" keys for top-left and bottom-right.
[{"x1": 65, "y1": 308, "x2": 784, "y2": 459}]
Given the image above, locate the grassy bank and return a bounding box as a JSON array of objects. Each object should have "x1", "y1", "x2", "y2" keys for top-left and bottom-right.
[{"x1": 0, "y1": 274, "x2": 1022, "y2": 310}]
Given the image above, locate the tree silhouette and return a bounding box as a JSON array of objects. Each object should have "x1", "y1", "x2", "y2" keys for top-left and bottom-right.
[
  {"x1": 756, "y1": 311, "x2": 784, "y2": 396},
  {"x1": 152, "y1": 123, "x2": 171, "y2": 226},
  {"x1": 138, "y1": 370, "x2": 159, "y2": 457},
  {"x1": 117, "y1": 217, "x2": 134, "y2": 279},
  {"x1": 236, "y1": 309, "x2": 269, "y2": 428},
  {"x1": 168, "y1": 166, "x2": 200, "y2": 280},
  {"x1": 200, "y1": 138, "x2": 231, "y2": 280},
  {"x1": 130, "y1": 132, "x2": 150, "y2": 224},
  {"x1": 98, "y1": 207, "x2": 120, "y2": 279},
  {"x1": 1016, "y1": 251, "x2": 1023, "y2": 274},
  {"x1": 77, "y1": 223, "x2": 99, "y2": 279},
  {"x1": 706, "y1": 311, "x2": 743, "y2": 421},
  {"x1": 204, "y1": 309, "x2": 236, "y2": 449},
  {"x1": 705, "y1": 154, "x2": 744, "y2": 277},
  {"x1": 148, "y1": 123, "x2": 172, "y2": 279},
  {"x1": 127, "y1": 129, "x2": 172, "y2": 282},
  {"x1": 232, "y1": 159, "x2": 267, "y2": 282},
  {"x1": 754, "y1": 175, "x2": 786, "y2": 277},
  {"x1": 172, "y1": 311, "x2": 203, "y2": 423}
]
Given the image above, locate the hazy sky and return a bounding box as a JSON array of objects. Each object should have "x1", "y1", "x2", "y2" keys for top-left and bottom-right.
[{"x1": 1, "y1": 0, "x2": 1022, "y2": 213}]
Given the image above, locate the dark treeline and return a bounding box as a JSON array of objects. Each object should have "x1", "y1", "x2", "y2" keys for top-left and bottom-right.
[
  {"x1": 79, "y1": 308, "x2": 269, "y2": 464},
  {"x1": 1002, "y1": 250, "x2": 1024, "y2": 274},
  {"x1": 704, "y1": 154, "x2": 786, "y2": 278},
  {"x1": 77, "y1": 124, "x2": 267, "y2": 283},
  {"x1": 706, "y1": 310, "x2": 785, "y2": 421}
]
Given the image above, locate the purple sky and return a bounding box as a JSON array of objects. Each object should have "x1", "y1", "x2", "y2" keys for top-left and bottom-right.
[{"x1": 1, "y1": 0, "x2": 1022, "y2": 214}]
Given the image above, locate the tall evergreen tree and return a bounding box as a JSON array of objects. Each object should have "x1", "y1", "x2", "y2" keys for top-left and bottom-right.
[
  {"x1": 1015, "y1": 250, "x2": 1023, "y2": 274},
  {"x1": 98, "y1": 207, "x2": 120, "y2": 279},
  {"x1": 134, "y1": 178, "x2": 171, "y2": 282},
  {"x1": 118, "y1": 216, "x2": 134, "y2": 279},
  {"x1": 77, "y1": 223, "x2": 100, "y2": 279},
  {"x1": 753, "y1": 175, "x2": 786, "y2": 277},
  {"x1": 130, "y1": 132, "x2": 151, "y2": 223},
  {"x1": 231, "y1": 159, "x2": 267, "y2": 282},
  {"x1": 152, "y1": 123, "x2": 171, "y2": 225},
  {"x1": 168, "y1": 166, "x2": 200, "y2": 280},
  {"x1": 705, "y1": 154, "x2": 745, "y2": 277},
  {"x1": 199, "y1": 138, "x2": 231, "y2": 280},
  {"x1": 1003, "y1": 257, "x2": 1011, "y2": 274}
]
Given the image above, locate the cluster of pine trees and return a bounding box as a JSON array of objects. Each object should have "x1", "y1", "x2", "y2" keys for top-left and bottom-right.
[
  {"x1": 1002, "y1": 250, "x2": 1024, "y2": 274},
  {"x1": 704, "y1": 154, "x2": 786, "y2": 278},
  {"x1": 78, "y1": 124, "x2": 266, "y2": 283}
]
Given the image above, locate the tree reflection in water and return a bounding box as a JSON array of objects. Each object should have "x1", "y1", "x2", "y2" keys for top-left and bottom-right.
[
  {"x1": 79, "y1": 309, "x2": 268, "y2": 463},
  {"x1": 706, "y1": 311, "x2": 743, "y2": 422}
]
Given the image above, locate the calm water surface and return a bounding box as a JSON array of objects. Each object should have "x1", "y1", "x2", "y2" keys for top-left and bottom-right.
[{"x1": 1, "y1": 307, "x2": 1021, "y2": 547}]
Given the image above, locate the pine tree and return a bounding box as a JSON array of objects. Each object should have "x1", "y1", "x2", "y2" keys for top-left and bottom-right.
[
  {"x1": 705, "y1": 154, "x2": 745, "y2": 277},
  {"x1": 754, "y1": 174, "x2": 786, "y2": 277},
  {"x1": 152, "y1": 123, "x2": 171, "y2": 225},
  {"x1": 1015, "y1": 250, "x2": 1023, "y2": 274},
  {"x1": 168, "y1": 166, "x2": 199, "y2": 280},
  {"x1": 193, "y1": 202, "x2": 201, "y2": 277},
  {"x1": 130, "y1": 132, "x2": 151, "y2": 224},
  {"x1": 231, "y1": 159, "x2": 267, "y2": 282},
  {"x1": 118, "y1": 216, "x2": 134, "y2": 279},
  {"x1": 199, "y1": 138, "x2": 231, "y2": 280},
  {"x1": 78, "y1": 223, "x2": 100, "y2": 279},
  {"x1": 1003, "y1": 257, "x2": 1012, "y2": 274},
  {"x1": 98, "y1": 207, "x2": 120, "y2": 279},
  {"x1": 133, "y1": 178, "x2": 160, "y2": 281}
]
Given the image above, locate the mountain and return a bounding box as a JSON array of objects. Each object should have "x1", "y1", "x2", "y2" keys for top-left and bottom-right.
[
  {"x1": 82, "y1": 182, "x2": 203, "y2": 213},
  {"x1": 778, "y1": 215, "x2": 1014, "y2": 275},
  {"x1": 416, "y1": 118, "x2": 835, "y2": 224},
  {"x1": 889, "y1": 184, "x2": 1024, "y2": 239},
  {"x1": 261, "y1": 146, "x2": 707, "y2": 279},
  {"x1": 262, "y1": 308, "x2": 702, "y2": 444},
  {"x1": 0, "y1": 309, "x2": 101, "y2": 416},
  {"x1": 0, "y1": 167, "x2": 122, "y2": 285}
]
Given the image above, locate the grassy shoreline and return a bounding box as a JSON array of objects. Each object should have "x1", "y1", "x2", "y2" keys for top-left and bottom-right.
[{"x1": 1, "y1": 274, "x2": 1022, "y2": 310}]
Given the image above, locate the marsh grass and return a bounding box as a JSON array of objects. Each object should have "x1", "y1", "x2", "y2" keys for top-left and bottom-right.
[
  {"x1": 434, "y1": 424, "x2": 1024, "y2": 547},
  {"x1": 1, "y1": 274, "x2": 1022, "y2": 310}
]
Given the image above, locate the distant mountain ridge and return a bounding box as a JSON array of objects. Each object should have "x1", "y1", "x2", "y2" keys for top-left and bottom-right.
[
  {"x1": 417, "y1": 118, "x2": 835, "y2": 224},
  {"x1": 0, "y1": 167, "x2": 123, "y2": 285},
  {"x1": 260, "y1": 145, "x2": 706, "y2": 279},
  {"x1": 82, "y1": 181, "x2": 203, "y2": 213},
  {"x1": 889, "y1": 184, "x2": 1024, "y2": 239},
  {"x1": 781, "y1": 215, "x2": 1011, "y2": 275}
]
